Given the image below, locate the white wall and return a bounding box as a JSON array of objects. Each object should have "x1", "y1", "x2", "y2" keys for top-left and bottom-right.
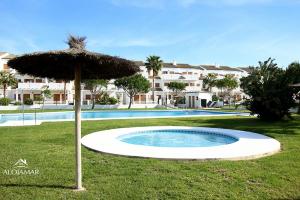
[{"x1": 0, "y1": 103, "x2": 162, "y2": 110}]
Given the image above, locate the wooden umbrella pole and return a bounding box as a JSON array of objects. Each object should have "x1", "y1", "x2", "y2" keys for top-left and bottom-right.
[{"x1": 74, "y1": 65, "x2": 83, "y2": 190}]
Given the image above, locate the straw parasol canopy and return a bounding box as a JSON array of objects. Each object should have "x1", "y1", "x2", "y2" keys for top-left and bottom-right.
[
  {"x1": 8, "y1": 35, "x2": 139, "y2": 191},
  {"x1": 8, "y1": 36, "x2": 138, "y2": 80}
]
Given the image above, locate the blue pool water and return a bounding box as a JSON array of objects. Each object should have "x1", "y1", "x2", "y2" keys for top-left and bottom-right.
[
  {"x1": 0, "y1": 110, "x2": 240, "y2": 123},
  {"x1": 118, "y1": 130, "x2": 238, "y2": 147}
]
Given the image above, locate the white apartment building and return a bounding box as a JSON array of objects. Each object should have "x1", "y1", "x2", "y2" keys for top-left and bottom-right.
[
  {"x1": 200, "y1": 64, "x2": 249, "y2": 100},
  {"x1": 0, "y1": 52, "x2": 249, "y2": 108}
]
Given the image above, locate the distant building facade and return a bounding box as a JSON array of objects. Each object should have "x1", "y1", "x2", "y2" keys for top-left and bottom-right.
[{"x1": 0, "y1": 52, "x2": 249, "y2": 108}]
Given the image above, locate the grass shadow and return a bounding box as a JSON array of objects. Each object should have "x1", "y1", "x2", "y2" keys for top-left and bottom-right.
[
  {"x1": 0, "y1": 183, "x2": 73, "y2": 190},
  {"x1": 178, "y1": 116, "x2": 300, "y2": 136}
]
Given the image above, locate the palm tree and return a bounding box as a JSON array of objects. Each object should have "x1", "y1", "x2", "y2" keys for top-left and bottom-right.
[
  {"x1": 203, "y1": 73, "x2": 217, "y2": 92},
  {"x1": 145, "y1": 55, "x2": 163, "y2": 102},
  {"x1": 0, "y1": 71, "x2": 17, "y2": 98}
]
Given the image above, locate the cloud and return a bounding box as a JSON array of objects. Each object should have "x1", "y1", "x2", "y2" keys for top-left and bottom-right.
[
  {"x1": 88, "y1": 33, "x2": 197, "y2": 48},
  {"x1": 108, "y1": 0, "x2": 300, "y2": 8},
  {"x1": 178, "y1": 0, "x2": 273, "y2": 7},
  {"x1": 109, "y1": 0, "x2": 166, "y2": 8},
  {"x1": 89, "y1": 38, "x2": 156, "y2": 47}
]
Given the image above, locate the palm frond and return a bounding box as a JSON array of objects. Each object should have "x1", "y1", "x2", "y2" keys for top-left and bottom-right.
[{"x1": 67, "y1": 35, "x2": 87, "y2": 50}]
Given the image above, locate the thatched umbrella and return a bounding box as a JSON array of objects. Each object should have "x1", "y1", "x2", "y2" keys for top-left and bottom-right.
[{"x1": 8, "y1": 36, "x2": 139, "y2": 191}]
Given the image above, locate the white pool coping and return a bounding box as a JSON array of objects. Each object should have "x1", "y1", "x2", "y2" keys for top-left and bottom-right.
[
  {"x1": 81, "y1": 126, "x2": 281, "y2": 160},
  {"x1": 0, "y1": 111, "x2": 249, "y2": 127}
]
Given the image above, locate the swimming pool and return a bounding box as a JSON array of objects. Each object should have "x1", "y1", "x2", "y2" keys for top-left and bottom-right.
[
  {"x1": 0, "y1": 110, "x2": 244, "y2": 126},
  {"x1": 118, "y1": 130, "x2": 238, "y2": 147},
  {"x1": 81, "y1": 126, "x2": 281, "y2": 160}
]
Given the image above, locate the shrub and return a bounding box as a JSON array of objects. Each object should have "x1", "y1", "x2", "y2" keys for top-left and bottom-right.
[
  {"x1": 212, "y1": 95, "x2": 219, "y2": 102},
  {"x1": 24, "y1": 98, "x2": 33, "y2": 105},
  {"x1": 96, "y1": 93, "x2": 109, "y2": 105},
  {"x1": 0, "y1": 98, "x2": 11, "y2": 106},
  {"x1": 240, "y1": 58, "x2": 300, "y2": 120},
  {"x1": 95, "y1": 94, "x2": 119, "y2": 105},
  {"x1": 108, "y1": 97, "x2": 118, "y2": 105},
  {"x1": 14, "y1": 101, "x2": 22, "y2": 105},
  {"x1": 177, "y1": 97, "x2": 185, "y2": 104},
  {"x1": 34, "y1": 96, "x2": 43, "y2": 104}
]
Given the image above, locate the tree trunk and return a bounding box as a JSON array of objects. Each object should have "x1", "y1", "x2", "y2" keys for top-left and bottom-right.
[
  {"x1": 152, "y1": 75, "x2": 155, "y2": 102},
  {"x1": 3, "y1": 84, "x2": 7, "y2": 98},
  {"x1": 63, "y1": 81, "x2": 66, "y2": 104},
  {"x1": 74, "y1": 65, "x2": 83, "y2": 191},
  {"x1": 42, "y1": 97, "x2": 45, "y2": 110},
  {"x1": 91, "y1": 94, "x2": 95, "y2": 110},
  {"x1": 128, "y1": 96, "x2": 133, "y2": 109}
]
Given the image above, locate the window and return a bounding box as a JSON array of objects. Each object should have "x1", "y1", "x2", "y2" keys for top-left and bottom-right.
[
  {"x1": 190, "y1": 83, "x2": 195, "y2": 86},
  {"x1": 3, "y1": 64, "x2": 9, "y2": 71},
  {"x1": 140, "y1": 95, "x2": 146, "y2": 102},
  {"x1": 62, "y1": 94, "x2": 67, "y2": 101},
  {"x1": 134, "y1": 95, "x2": 139, "y2": 101},
  {"x1": 155, "y1": 83, "x2": 160, "y2": 88},
  {"x1": 85, "y1": 95, "x2": 91, "y2": 100},
  {"x1": 182, "y1": 72, "x2": 187, "y2": 75},
  {"x1": 34, "y1": 94, "x2": 41, "y2": 101},
  {"x1": 170, "y1": 71, "x2": 175, "y2": 74},
  {"x1": 162, "y1": 71, "x2": 168, "y2": 74},
  {"x1": 197, "y1": 84, "x2": 200, "y2": 86},
  {"x1": 188, "y1": 72, "x2": 192, "y2": 75},
  {"x1": 14, "y1": 94, "x2": 21, "y2": 100},
  {"x1": 35, "y1": 79, "x2": 43, "y2": 83},
  {"x1": 23, "y1": 94, "x2": 31, "y2": 100},
  {"x1": 53, "y1": 94, "x2": 60, "y2": 101},
  {"x1": 24, "y1": 79, "x2": 34, "y2": 83}
]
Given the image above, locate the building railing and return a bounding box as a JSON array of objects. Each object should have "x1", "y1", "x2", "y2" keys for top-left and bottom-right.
[
  {"x1": 161, "y1": 74, "x2": 198, "y2": 81},
  {"x1": 18, "y1": 83, "x2": 72, "y2": 90}
]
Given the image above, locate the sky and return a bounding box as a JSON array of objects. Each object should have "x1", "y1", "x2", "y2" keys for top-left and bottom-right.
[{"x1": 0, "y1": 0, "x2": 299, "y2": 67}]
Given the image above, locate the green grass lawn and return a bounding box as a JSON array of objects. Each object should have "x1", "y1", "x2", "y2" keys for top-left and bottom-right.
[{"x1": 0, "y1": 115, "x2": 299, "y2": 199}]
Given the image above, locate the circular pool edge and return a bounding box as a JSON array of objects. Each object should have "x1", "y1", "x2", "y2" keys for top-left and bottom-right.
[{"x1": 81, "y1": 126, "x2": 281, "y2": 160}]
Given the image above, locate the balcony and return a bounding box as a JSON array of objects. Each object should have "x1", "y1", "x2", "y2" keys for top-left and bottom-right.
[
  {"x1": 17, "y1": 82, "x2": 72, "y2": 90},
  {"x1": 161, "y1": 74, "x2": 198, "y2": 81}
]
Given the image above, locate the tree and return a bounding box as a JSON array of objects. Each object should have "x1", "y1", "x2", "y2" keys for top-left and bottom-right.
[
  {"x1": 215, "y1": 78, "x2": 226, "y2": 99},
  {"x1": 286, "y1": 62, "x2": 300, "y2": 113},
  {"x1": 41, "y1": 85, "x2": 52, "y2": 109},
  {"x1": 222, "y1": 74, "x2": 238, "y2": 105},
  {"x1": 168, "y1": 81, "x2": 186, "y2": 96},
  {"x1": 83, "y1": 79, "x2": 108, "y2": 109},
  {"x1": 240, "y1": 58, "x2": 299, "y2": 120},
  {"x1": 0, "y1": 71, "x2": 17, "y2": 98},
  {"x1": 203, "y1": 73, "x2": 217, "y2": 92},
  {"x1": 145, "y1": 55, "x2": 163, "y2": 102},
  {"x1": 114, "y1": 74, "x2": 150, "y2": 109},
  {"x1": 168, "y1": 81, "x2": 186, "y2": 105}
]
